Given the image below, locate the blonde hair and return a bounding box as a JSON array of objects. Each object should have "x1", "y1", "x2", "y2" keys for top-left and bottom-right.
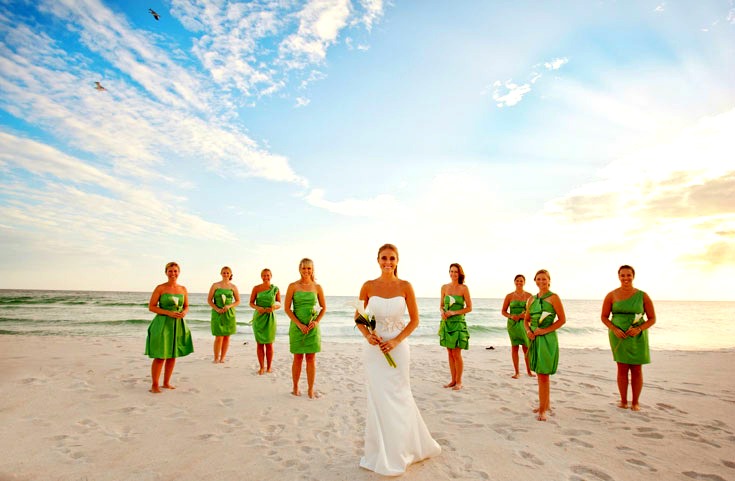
[
  {"x1": 220, "y1": 266, "x2": 233, "y2": 280},
  {"x1": 165, "y1": 261, "x2": 180, "y2": 272},
  {"x1": 299, "y1": 258, "x2": 315, "y2": 282},
  {"x1": 534, "y1": 269, "x2": 550, "y2": 280}
]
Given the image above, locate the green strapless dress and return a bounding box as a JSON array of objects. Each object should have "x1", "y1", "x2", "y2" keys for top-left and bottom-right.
[
  {"x1": 211, "y1": 288, "x2": 237, "y2": 336},
  {"x1": 145, "y1": 293, "x2": 194, "y2": 359},
  {"x1": 609, "y1": 290, "x2": 650, "y2": 365},
  {"x1": 252, "y1": 285, "x2": 278, "y2": 344},
  {"x1": 438, "y1": 295, "x2": 469, "y2": 350},
  {"x1": 528, "y1": 292, "x2": 559, "y2": 375},
  {"x1": 289, "y1": 291, "x2": 320, "y2": 354},
  {"x1": 507, "y1": 299, "x2": 529, "y2": 347}
]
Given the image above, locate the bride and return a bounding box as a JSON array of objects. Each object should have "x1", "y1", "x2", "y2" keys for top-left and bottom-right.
[{"x1": 355, "y1": 243, "x2": 441, "y2": 476}]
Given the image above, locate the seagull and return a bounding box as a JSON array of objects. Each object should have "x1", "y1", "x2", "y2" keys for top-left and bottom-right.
[
  {"x1": 149, "y1": 8, "x2": 160, "y2": 20},
  {"x1": 94, "y1": 81, "x2": 106, "y2": 91}
]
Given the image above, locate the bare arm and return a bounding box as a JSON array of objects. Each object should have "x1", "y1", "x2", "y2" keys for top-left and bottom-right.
[
  {"x1": 229, "y1": 285, "x2": 241, "y2": 310},
  {"x1": 501, "y1": 293, "x2": 513, "y2": 320},
  {"x1": 206, "y1": 283, "x2": 218, "y2": 310},
  {"x1": 601, "y1": 291, "x2": 627, "y2": 339}
]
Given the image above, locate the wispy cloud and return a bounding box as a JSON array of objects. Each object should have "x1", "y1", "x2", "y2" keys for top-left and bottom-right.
[
  {"x1": 170, "y1": 0, "x2": 385, "y2": 98},
  {"x1": 489, "y1": 56, "x2": 569, "y2": 108}
]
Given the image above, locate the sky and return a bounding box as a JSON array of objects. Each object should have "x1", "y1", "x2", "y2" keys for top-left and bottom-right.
[{"x1": 0, "y1": 0, "x2": 733, "y2": 300}]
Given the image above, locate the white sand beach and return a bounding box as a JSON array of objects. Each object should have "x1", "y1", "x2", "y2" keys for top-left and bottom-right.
[{"x1": 1, "y1": 335, "x2": 733, "y2": 481}]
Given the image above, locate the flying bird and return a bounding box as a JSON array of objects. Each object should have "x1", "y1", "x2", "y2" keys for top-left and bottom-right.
[
  {"x1": 149, "y1": 8, "x2": 160, "y2": 20},
  {"x1": 94, "y1": 81, "x2": 106, "y2": 91}
]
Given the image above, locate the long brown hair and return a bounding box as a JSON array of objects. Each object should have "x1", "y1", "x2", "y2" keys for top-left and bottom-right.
[{"x1": 450, "y1": 263, "x2": 465, "y2": 284}]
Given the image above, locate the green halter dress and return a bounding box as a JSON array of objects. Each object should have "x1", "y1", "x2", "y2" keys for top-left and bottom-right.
[
  {"x1": 210, "y1": 288, "x2": 237, "y2": 336},
  {"x1": 252, "y1": 285, "x2": 279, "y2": 344},
  {"x1": 145, "y1": 293, "x2": 194, "y2": 359},
  {"x1": 289, "y1": 291, "x2": 321, "y2": 354},
  {"x1": 507, "y1": 299, "x2": 530, "y2": 347},
  {"x1": 438, "y1": 295, "x2": 469, "y2": 350},
  {"x1": 608, "y1": 290, "x2": 650, "y2": 365},
  {"x1": 528, "y1": 292, "x2": 559, "y2": 375}
]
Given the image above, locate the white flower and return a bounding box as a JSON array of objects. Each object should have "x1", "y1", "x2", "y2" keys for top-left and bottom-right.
[
  {"x1": 539, "y1": 311, "x2": 552, "y2": 322},
  {"x1": 447, "y1": 296, "x2": 456, "y2": 308},
  {"x1": 172, "y1": 296, "x2": 179, "y2": 307},
  {"x1": 350, "y1": 300, "x2": 370, "y2": 319},
  {"x1": 632, "y1": 313, "x2": 644, "y2": 326},
  {"x1": 221, "y1": 294, "x2": 227, "y2": 305}
]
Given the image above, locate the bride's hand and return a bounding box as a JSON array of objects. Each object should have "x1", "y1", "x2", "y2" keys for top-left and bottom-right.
[
  {"x1": 379, "y1": 339, "x2": 397, "y2": 352},
  {"x1": 366, "y1": 333, "x2": 382, "y2": 345}
]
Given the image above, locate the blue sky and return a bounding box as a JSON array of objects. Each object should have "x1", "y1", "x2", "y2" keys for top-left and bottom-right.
[{"x1": 0, "y1": 0, "x2": 733, "y2": 300}]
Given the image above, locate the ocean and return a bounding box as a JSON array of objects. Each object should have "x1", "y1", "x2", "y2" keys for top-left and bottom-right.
[{"x1": 0, "y1": 290, "x2": 732, "y2": 351}]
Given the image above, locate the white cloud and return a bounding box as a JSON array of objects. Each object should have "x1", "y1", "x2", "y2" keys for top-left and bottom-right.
[
  {"x1": 0, "y1": 132, "x2": 235, "y2": 243},
  {"x1": 489, "y1": 56, "x2": 568, "y2": 108},
  {"x1": 295, "y1": 97, "x2": 311, "y2": 107},
  {"x1": 492, "y1": 80, "x2": 532, "y2": 107},
  {"x1": 544, "y1": 57, "x2": 568, "y2": 70},
  {"x1": 279, "y1": 0, "x2": 352, "y2": 68},
  {"x1": 654, "y1": 3, "x2": 666, "y2": 13}
]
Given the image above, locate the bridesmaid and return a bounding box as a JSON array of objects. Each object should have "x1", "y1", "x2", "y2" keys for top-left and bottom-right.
[
  {"x1": 438, "y1": 263, "x2": 472, "y2": 390},
  {"x1": 207, "y1": 266, "x2": 241, "y2": 363},
  {"x1": 501, "y1": 274, "x2": 534, "y2": 378},
  {"x1": 523, "y1": 269, "x2": 566, "y2": 421},
  {"x1": 601, "y1": 265, "x2": 656, "y2": 411},
  {"x1": 284, "y1": 258, "x2": 326, "y2": 399},
  {"x1": 145, "y1": 261, "x2": 194, "y2": 393},
  {"x1": 249, "y1": 268, "x2": 281, "y2": 374}
]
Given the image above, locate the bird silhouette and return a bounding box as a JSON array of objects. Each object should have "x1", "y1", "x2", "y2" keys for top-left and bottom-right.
[
  {"x1": 149, "y1": 8, "x2": 160, "y2": 20},
  {"x1": 94, "y1": 82, "x2": 106, "y2": 91}
]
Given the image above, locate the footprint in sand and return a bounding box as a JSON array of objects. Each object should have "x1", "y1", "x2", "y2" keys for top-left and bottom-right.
[
  {"x1": 555, "y1": 437, "x2": 593, "y2": 449},
  {"x1": 682, "y1": 472, "x2": 727, "y2": 481},
  {"x1": 514, "y1": 450, "x2": 544, "y2": 468},
  {"x1": 722, "y1": 460, "x2": 735, "y2": 469},
  {"x1": 625, "y1": 458, "x2": 657, "y2": 472},
  {"x1": 633, "y1": 427, "x2": 664, "y2": 439},
  {"x1": 656, "y1": 402, "x2": 688, "y2": 415},
  {"x1": 569, "y1": 465, "x2": 614, "y2": 481}
]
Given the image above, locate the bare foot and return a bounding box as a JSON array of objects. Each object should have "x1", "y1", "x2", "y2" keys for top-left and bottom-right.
[
  {"x1": 266, "y1": 368, "x2": 273, "y2": 373},
  {"x1": 149, "y1": 386, "x2": 162, "y2": 394},
  {"x1": 258, "y1": 368, "x2": 265, "y2": 375},
  {"x1": 308, "y1": 390, "x2": 321, "y2": 399},
  {"x1": 532, "y1": 407, "x2": 540, "y2": 413},
  {"x1": 527, "y1": 372, "x2": 536, "y2": 377},
  {"x1": 443, "y1": 381, "x2": 456, "y2": 388},
  {"x1": 618, "y1": 401, "x2": 629, "y2": 409},
  {"x1": 162, "y1": 384, "x2": 176, "y2": 390},
  {"x1": 219, "y1": 359, "x2": 226, "y2": 364},
  {"x1": 631, "y1": 404, "x2": 641, "y2": 411},
  {"x1": 213, "y1": 359, "x2": 219, "y2": 364},
  {"x1": 291, "y1": 389, "x2": 301, "y2": 396},
  {"x1": 452, "y1": 384, "x2": 463, "y2": 391},
  {"x1": 537, "y1": 412, "x2": 547, "y2": 421},
  {"x1": 511, "y1": 373, "x2": 520, "y2": 379}
]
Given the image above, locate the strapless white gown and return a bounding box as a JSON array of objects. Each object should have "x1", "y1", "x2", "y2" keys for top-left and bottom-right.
[{"x1": 359, "y1": 296, "x2": 441, "y2": 476}]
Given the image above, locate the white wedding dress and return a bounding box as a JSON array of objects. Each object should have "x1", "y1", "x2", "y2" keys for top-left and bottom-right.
[{"x1": 359, "y1": 296, "x2": 441, "y2": 476}]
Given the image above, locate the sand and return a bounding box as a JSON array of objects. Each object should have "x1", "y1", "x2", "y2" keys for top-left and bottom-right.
[{"x1": 0, "y1": 335, "x2": 733, "y2": 481}]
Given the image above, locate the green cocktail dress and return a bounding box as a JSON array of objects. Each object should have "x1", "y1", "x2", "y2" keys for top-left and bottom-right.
[
  {"x1": 145, "y1": 293, "x2": 194, "y2": 359},
  {"x1": 210, "y1": 288, "x2": 237, "y2": 336},
  {"x1": 252, "y1": 285, "x2": 278, "y2": 344},
  {"x1": 608, "y1": 290, "x2": 650, "y2": 365},
  {"x1": 507, "y1": 300, "x2": 530, "y2": 347},
  {"x1": 438, "y1": 295, "x2": 469, "y2": 350},
  {"x1": 289, "y1": 291, "x2": 320, "y2": 354},
  {"x1": 528, "y1": 292, "x2": 559, "y2": 375}
]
